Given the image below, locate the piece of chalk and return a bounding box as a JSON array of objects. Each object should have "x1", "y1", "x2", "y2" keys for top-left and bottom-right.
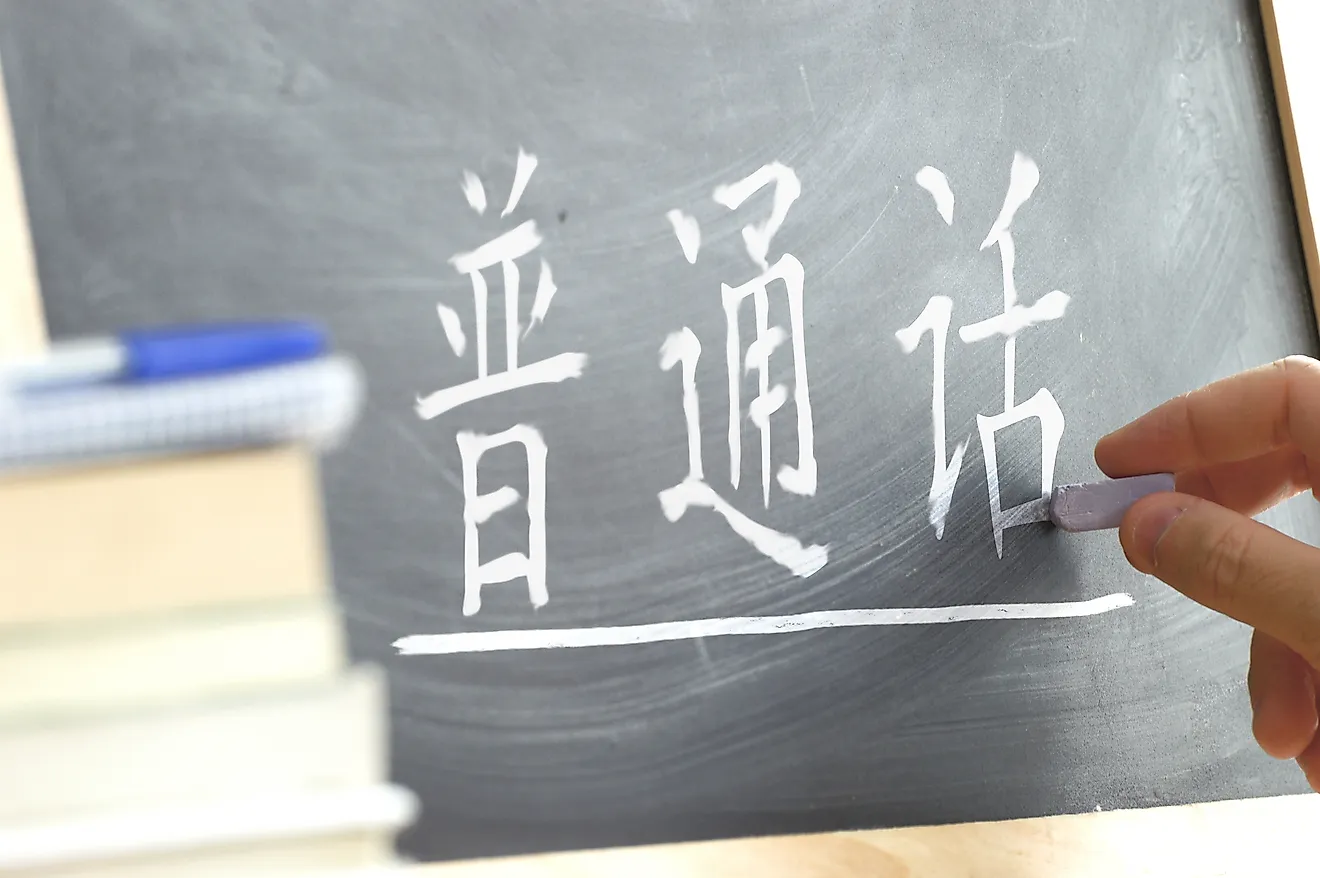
[{"x1": 1048, "y1": 473, "x2": 1176, "y2": 533}]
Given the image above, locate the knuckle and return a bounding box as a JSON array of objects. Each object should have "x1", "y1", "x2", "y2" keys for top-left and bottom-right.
[
  {"x1": 1272, "y1": 359, "x2": 1294, "y2": 450},
  {"x1": 1294, "y1": 632, "x2": 1320, "y2": 672},
  {"x1": 1198, "y1": 522, "x2": 1256, "y2": 607},
  {"x1": 1288, "y1": 606, "x2": 1320, "y2": 670},
  {"x1": 1268, "y1": 357, "x2": 1308, "y2": 451}
]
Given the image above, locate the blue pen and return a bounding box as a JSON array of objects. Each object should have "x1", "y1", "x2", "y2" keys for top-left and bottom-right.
[{"x1": 0, "y1": 321, "x2": 328, "y2": 393}]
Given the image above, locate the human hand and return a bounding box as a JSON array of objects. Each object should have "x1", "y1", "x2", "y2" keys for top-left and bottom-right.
[{"x1": 1095, "y1": 356, "x2": 1320, "y2": 789}]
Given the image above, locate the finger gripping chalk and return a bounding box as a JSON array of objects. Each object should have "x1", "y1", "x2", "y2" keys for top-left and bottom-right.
[{"x1": 1048, "y1": 473, "x2": 1176, "y2": 533}]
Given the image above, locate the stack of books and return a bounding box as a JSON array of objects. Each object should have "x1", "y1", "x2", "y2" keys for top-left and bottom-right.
[{"x1": 0, "y1": 323, "x2": 416, "y2": 876}]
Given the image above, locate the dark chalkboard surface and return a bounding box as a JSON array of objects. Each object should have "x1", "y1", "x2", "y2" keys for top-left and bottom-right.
[{"x1": 2, "y1": 0, "x2": 1318, "y2": 863}]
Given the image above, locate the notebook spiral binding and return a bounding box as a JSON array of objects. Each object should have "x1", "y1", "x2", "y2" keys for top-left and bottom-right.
[{"x1": 0, "y1": 355, "x2": 365, "y2": 471}]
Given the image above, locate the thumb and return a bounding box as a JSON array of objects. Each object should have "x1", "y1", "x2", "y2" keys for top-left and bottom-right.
[{"x1": 1120, "y1": 492, "x2": 1320, "y2": 668}]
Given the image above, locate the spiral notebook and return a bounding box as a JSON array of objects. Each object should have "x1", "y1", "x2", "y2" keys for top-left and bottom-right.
[{"x1": 0, "y1": 355, "x2": 365, "y2": 472}]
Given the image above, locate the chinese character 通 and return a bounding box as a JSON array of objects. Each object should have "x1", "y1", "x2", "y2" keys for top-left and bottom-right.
[{"x1": 657, "y1": 162, "x2": 827, "y2": 578}]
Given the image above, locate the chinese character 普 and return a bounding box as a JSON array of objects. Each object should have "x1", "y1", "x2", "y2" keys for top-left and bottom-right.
[{"x1": 417, "y1": 148, "x2": 587, "y2": 615}]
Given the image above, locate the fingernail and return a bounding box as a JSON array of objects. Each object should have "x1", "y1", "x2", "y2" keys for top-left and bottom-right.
[{"x1": 1131, "y1": 502, "x2": 1187, "y2": 570}]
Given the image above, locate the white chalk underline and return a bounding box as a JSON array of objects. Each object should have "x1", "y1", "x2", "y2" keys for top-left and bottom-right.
[{"x1": 393, "y1": 592, "x2": 1135, "y2": 656}]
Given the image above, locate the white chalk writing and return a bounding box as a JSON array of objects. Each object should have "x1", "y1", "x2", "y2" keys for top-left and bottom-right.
[
  {"x1": 456, "y1": 426, "x2": 548, "y2": 616},
  {"x1": 392, "y1": 150, "x2": 1131, "y2": 658},
  {"x1": 418, "y1": 150, "x2": 587, "y2": 614},
  {"x1": 899, "y1": 153, "x2": 1070, "y2": 556},
  {"x1": 895, "y1": 295, "x2": 968, "y2": 539},
  {"x1": 395, "y1": 593, "x2": 1136, "y2": 655},
  {"x1": 659, "y1": 162, "x2": 826, "y2": 576}
]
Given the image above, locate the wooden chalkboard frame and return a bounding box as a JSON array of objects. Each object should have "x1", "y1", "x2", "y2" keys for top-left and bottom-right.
[
  {"x1": 1, "y1": 3, "x2": 1318, "y2": 870},
  {"x1": 1262, "y1": 0, "x2": 1320, "y2": 322}
]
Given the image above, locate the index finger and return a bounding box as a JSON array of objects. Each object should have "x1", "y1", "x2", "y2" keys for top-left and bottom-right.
[{"x1": 1094, "y1": 356, "x2": 1320, "y2": 478}]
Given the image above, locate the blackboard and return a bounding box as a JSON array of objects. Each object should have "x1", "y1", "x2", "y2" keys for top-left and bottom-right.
[{"x1": 3, "y1": 0, "x2": 1319, "y2": 863}]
